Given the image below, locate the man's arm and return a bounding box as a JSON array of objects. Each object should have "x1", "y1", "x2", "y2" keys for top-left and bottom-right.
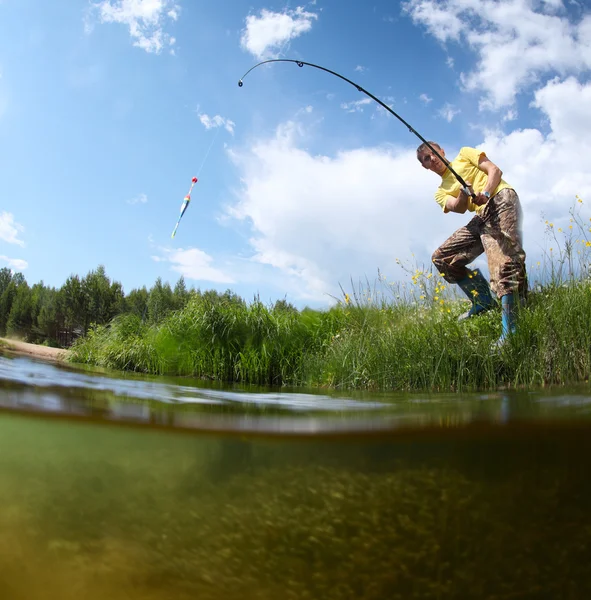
[
  {"x1": 478, "y1": 154, "x2": 503, "y2": 193},
  {"x1": 473, "y1": 154, "x2": 503, "y2": 205},
  {"x1": 445, "y1": 154, "x2": 503, "y2": 211},
  {"x1": 444, "y1": 185, "x2": 473, "y2": 214}
]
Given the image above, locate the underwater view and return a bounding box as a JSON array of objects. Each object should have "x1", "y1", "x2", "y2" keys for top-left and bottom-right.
[{"x1": 1, "y1": 351, "x2": 591, "y2": 599}]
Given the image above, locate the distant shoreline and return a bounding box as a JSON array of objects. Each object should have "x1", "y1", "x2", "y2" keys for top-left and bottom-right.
[{"x1": 0, "y1": 338, "x2": 70, "y2": 363}]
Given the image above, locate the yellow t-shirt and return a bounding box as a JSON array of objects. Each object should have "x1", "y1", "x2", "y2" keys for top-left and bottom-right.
[{"x1": 435, "y1": 146, "x2": 511, "y2": 214}]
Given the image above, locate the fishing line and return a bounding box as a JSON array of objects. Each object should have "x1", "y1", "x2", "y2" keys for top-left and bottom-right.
[
  {"x1": 195, "y1": 125, "x2": 221, "y2": 178},
  {"x1": 238, "y1": 59, "x2": 476, "y2": 198},
  {"x1": 170, "y1": 126, "x2": 222, "y2": 239}
]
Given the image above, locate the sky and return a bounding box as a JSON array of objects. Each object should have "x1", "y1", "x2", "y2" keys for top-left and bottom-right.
[{"x1": 1, "y1": 0, "x2": 590, "y2": 308}]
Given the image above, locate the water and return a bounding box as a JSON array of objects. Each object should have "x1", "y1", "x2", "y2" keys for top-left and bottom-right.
[{"x1": 1, "y1": 351, "x2": 591, "y2": 599}]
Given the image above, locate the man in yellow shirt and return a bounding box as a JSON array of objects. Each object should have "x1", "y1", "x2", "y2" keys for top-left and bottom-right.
[{"x1": 416, "y1": 142, "x2": 527, "y2": 346}]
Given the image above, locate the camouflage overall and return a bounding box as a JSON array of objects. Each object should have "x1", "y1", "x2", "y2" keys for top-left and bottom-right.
[{"x1": 431, "y1": 188, "x2": 527, "y2": 299}]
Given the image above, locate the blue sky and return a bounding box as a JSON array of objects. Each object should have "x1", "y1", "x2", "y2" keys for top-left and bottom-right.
[{"x1": 1, "y1": 0, "x2": 590, "y2": 308}]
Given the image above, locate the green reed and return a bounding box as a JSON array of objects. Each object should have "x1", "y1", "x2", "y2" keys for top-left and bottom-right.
[{"x1": 69, "y1": 197, "x2": 591, "y2": 392}]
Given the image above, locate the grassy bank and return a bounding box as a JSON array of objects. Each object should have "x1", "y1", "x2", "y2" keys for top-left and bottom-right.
[
  {"x1": 67, "y1": 278, "x2": 591, "y2": 392},
  {"x1": 69, "y1": 199, "x2": 591, "y2": 392}
]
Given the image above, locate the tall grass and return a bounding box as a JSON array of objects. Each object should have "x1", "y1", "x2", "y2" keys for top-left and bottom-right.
[{"x1": 70, "y1": 197, "x2": 591, "y2": 392}]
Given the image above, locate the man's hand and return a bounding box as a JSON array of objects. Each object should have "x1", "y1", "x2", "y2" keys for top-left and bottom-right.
[
  {"x1": 459, "y1": 182, "x2": 474, "y2": 201},
  {"x1": 473, "y1": 192, "x2": 490, "y2": 206},
  {"x1": 446, "y1": 182, "x2": 473, "y2": 214}
]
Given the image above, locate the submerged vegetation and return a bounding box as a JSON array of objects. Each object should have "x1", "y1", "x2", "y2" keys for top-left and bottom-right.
[
  {"x1": 1, "y1": 414, "x2": 591, "y2": 600},
  {"x1": 67, "y1": 197, "x2": 591, "y2": 392}
]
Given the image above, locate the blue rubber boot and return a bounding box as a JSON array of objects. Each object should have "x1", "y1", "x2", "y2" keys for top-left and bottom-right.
[
  {"x1": 456, "y1": 268, "x2": 497, "y2": 321},
  {"x1": 493, "y1": 293, "x2": 517, "y2": 349}
]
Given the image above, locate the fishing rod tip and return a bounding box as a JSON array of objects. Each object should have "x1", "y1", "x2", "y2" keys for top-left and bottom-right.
[{"x1": 238, "y1": 79, "x2": 243, "y2": 87}]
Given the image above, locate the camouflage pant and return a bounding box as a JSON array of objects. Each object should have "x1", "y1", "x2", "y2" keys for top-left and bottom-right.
[{"x1": 432, "y1": 188, "x2": 527, "y2": 298}]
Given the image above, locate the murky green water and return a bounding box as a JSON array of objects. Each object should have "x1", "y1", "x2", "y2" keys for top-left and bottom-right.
[{"x1": 1, "y1": 351, "x2": 591, "y2": 599}]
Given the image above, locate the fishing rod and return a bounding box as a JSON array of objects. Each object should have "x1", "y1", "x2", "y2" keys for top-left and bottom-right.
[{"x1": 238, "y1": 59, "x2": 476, "y2": 199}]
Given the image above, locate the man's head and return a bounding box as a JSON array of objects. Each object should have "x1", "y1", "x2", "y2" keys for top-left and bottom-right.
[{"x1": 416, "y1": 141, "x2": 447, "y2": 175}]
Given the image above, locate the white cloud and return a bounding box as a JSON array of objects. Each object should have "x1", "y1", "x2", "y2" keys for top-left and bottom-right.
[
  {"x1": 373, "y1": 96, "x2": 397, "y2": 118},
  {"x1": 340, "y1": 96, "x2": 396, "y2": 118},
  {"x1": 438, "y1": 103, "x2": 460, "y2": 122},
  {"x1": 226, "y1": 122, "x2": 450, "y2": 302},
  {"x1": 198, "y1": 112, "x2": 235, "y2": 135},
  {"x1": 403, "y1": 0, "x2": 591, "y2": 109},
  {"x1": 153, "y1": 247, "x2": 234, "y2": 283},
  {"x1": 225, "y1": 79, "x2": 591, "y2": 302},
  {"x1": 0, "y1": 212, "x2": 25, "y2": 247},
  {"x1": 354, "y1": 65, "x2": 367, "y2": 72},
  {"x1": 340, "y1": 98, "x2": 372, "y2": 113},
  {"x1": 240, "y1": 6, "x2": 318, "y2": 59},
  {"x1": 0, "y1": 256, "x2": 28, "y2": 271},
  {"x1": 502, "y1": 109, "x2": 518, "y2": 122},
  {"x1": 89, "y1": 0, "x2": 180, "y2": 54},
  {"x1": 531, "y1": 76, "x2": 591, "y2": 143},
  {"x1": 127, "y1": 193, "x2": 148, "y2": 204},
  {"x1": 403, "y1": 0, "x2": 463, "y2": 42},
  {"x1": 419, "y1": 93, "x2": 433, "y2": 104}
]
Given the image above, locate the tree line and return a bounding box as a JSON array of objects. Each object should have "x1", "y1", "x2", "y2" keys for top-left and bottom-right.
[{"x1": 0, "y1": 265, "x2": 234, "y2": 347}]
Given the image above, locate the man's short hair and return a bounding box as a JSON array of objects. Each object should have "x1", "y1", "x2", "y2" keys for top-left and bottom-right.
[{"x1": 416, "y1": 141, "x2": 441, "y2": 155}]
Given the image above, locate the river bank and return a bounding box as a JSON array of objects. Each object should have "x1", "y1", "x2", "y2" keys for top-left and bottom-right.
[
  {"x1": 66, "y1": 277, "x2": 591, "y2": 392},
  {"x1": 0, "y1": 338, "x2": 70, "y2": 362}
]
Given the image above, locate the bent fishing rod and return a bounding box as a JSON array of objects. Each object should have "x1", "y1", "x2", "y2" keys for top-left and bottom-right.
[{"x1": 238, "y1": 59, "x2": 476, "y2": 199}]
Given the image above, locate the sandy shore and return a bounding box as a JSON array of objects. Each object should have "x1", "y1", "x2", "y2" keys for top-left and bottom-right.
[{"x1": 0, "y1": 338, "x2": 71, "y2": 362}]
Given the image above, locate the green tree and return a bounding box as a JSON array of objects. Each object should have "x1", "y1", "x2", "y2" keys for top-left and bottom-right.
[
  {"x1": 125, "y1": 286, "x2": 150, "y2": 319},
  {"x1": 200, "y1": 288, "x2": 246, "y2": 309},
  {"x1": 147, "y1": 277, "x2": 175, "y2": 323},
  {"x1": 59, "y1": 275, "x2": 86, "y2": 342},
  {"x1": 273, "y1": 298, "x2": 298, "y2": 314},
  {"x1": 0, "y1": 277, "x2": 19, "y2": 336},
  {"x1": 173, "y1": 276, "x2": 191, "y2": 311},
  {"x1": 6, "y1": 281, "x2": 33, "y2": 339},
  {"x1": 82, "y1": 265, "x2": 124, "y2": 329},
  {"x1": 0, "y1": 268, "x2": 12, "y2": 297},
  {"x1": 36, "y1": 286, "x2": 60, "y2": 344}
]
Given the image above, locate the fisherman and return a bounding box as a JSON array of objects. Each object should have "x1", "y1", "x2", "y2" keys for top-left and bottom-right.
[{"x1": 416, "y1": 142, "x2": 527, "y2": 347}]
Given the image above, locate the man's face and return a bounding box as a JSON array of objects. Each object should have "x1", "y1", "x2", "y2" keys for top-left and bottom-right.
[{"x1": 417, "y1": 147, "x2": 447, "y2": 175}]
